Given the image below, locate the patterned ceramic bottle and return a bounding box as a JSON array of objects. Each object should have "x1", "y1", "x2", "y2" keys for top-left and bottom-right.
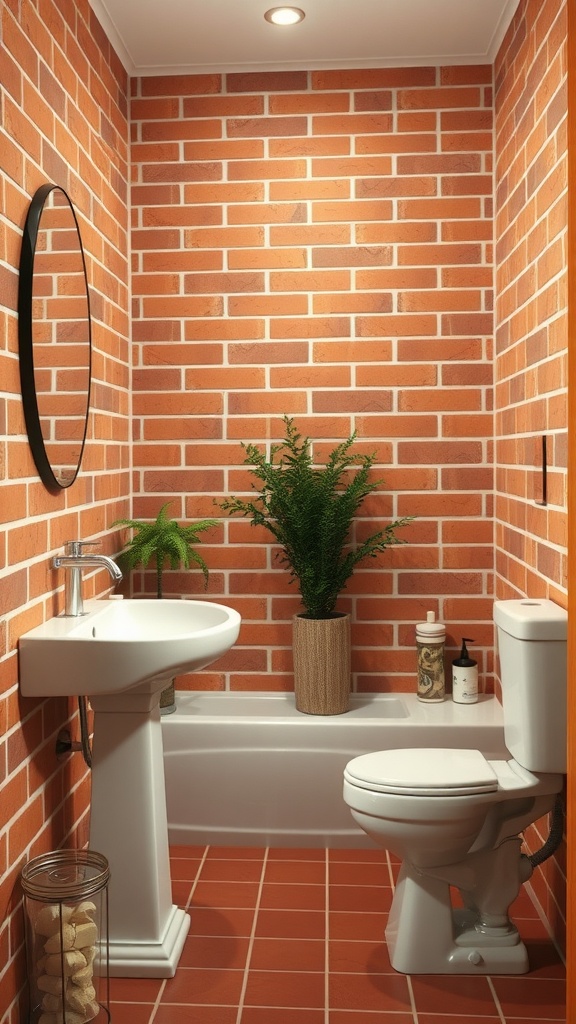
[{"x1": 416, "y1": 611, "x2": 446, "y2": 702}]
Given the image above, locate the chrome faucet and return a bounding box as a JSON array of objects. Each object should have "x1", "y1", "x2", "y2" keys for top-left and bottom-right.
[{"x1": 53, "y1": 540, "x2": 123, "y2": 616}]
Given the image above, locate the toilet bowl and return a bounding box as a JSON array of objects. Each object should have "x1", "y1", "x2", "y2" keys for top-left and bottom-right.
[{"x1": 343, "y1": 599, "x2": 567, "y2": 975}]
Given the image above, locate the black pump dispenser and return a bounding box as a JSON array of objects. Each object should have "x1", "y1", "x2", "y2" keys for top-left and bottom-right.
[
  {"x1": 455, "y1": 638, "x2": 475, "y2": 666},
  {"x1": 452, "y1": 637, "x2": 478, "y2": 703}
]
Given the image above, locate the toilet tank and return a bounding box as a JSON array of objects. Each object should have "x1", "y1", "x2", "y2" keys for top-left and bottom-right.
[{"x1": 493, "y1": 599, "x2": 567, "y2": 774}]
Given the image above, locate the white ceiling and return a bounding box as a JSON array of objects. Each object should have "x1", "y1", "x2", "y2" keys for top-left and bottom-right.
[{"x1": 88, "y1": 0, "x2": 521, "y2": 77}]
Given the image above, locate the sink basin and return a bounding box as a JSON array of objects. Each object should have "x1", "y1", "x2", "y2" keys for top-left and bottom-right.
[{"x1": 19, "y1": 598, "x2": 241, "y2": 697}]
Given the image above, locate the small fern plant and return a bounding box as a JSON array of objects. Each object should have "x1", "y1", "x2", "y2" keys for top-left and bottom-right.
[
  {"x1": 113, "y1": 502, "x2": 217, "y2": 599},
  {"x1": 219, "y1": 417, "x2": 412, "y2": 619}
]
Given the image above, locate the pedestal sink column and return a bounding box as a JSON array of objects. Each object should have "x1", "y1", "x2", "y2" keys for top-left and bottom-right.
[{"x1": 89, "y1": 692, "x2": 190, "y2": 977}]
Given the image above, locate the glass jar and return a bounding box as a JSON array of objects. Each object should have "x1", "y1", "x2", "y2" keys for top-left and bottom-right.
[{"x1": 21, "y1": 849, "x2": 111, "y2": 1024}]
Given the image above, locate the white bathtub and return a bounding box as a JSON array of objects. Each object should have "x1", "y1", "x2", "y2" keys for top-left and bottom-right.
[{"x1": 161, "y1": 691, "x2": 507, "y2": 848}]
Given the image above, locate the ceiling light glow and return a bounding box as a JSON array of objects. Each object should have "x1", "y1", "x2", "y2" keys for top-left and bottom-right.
[{"x1": 264, "y1": 7, "x2": 305, "y2": 26}]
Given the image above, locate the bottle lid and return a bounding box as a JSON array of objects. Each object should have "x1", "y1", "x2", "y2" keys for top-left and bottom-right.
[
  {"x1": 452, "y1": 637, "x2": 477, "y2": 667},
  {"x1": 416, "y1": 611, "x2": 445, "y2": 639}
]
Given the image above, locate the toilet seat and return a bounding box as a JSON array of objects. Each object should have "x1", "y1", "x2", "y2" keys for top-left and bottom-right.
[{"x1": 344, "y1": 748, "x2": 499, "y2": 797}]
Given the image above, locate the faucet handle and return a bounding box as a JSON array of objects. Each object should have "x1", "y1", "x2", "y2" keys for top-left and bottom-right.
[{"x1": 64, "y1": 540, "x2": 102, "y2": 556}]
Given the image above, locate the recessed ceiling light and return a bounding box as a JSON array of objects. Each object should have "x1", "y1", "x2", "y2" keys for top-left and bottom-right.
[{"x1": 264, "y1": 7, "x2": 306, "y2": 26}]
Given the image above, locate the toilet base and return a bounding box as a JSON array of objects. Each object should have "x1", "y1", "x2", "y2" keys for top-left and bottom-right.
[{"x1": 386, "y1": 863, "x2": 529, "y2": 975}]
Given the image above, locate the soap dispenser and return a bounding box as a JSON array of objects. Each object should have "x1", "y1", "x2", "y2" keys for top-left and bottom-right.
[{"x1": 452, "y1": 638, "x2": 478, "y2": 704}]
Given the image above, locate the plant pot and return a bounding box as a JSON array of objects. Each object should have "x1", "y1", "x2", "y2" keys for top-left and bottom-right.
[
  {"x1": 159, "y1": 680, "x2": 177, "y2": 715},
  {"x1": 293, "y1": 612, "x2": 351, "y2": 715}
]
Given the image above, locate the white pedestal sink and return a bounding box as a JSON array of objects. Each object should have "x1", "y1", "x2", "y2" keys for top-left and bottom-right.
[{"x1": 19, "y1": 598, "x2": 241, "y2": 978}]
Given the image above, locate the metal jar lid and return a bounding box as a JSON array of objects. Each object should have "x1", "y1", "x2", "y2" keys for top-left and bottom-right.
[{"x1": 21, "y1": 849, "x2": 110, "y2": 902}]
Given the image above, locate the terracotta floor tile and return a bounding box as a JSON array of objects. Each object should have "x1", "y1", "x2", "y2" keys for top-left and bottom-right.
[
  {"x1": 518, "y1": 916, "x2": 556, "y2": 941},
  {"x1": 114, "y1": 846, "x2": 566, "y2": 1024},
  {"x1": 329, "y1": 1014, "x2": 413, "y2": 1023},
  {"x1": 207, "y1": 846, "x2": 266, "y2": 859},
  {"x1": 109, "y1": 1003, "x2": 155, "y2": 1024},
  {"x1": 410, "y1": 975, "x2": 498, "y2": 1016},
  {"x1": 523, "y1": 940, "x2": 566, "y2": 978},
  {"x1": 171, "y1": 858, "x2": 203, "y2": 880},
  {"x1": 267, "y1": 848, "x2": 326, "y2": 861},
  {"x1": 491, "y1": 976, "x2": 566, "y2": 1019},
  {"x1": 170, "y1": 844, "x2": 208, "y2": 858},
  {"x1": 172, "y1": 879, "x2": 193, "y2": 906},
  {"x1": 265, "y1": 859, "x2": 327, "y2": 884},
  {"x1": 244, "y1": 969, "x2": 325, "y2": 1008},
  {"x1": 329, "y1": 884, "x2": 392, "y2": 913},
  {"x1": 512, "y1": 888, "x2": 543, "y2": 918},
  {"x1": 163, "y1": 966, "x2": 245, "y2": 1005},
  {"x1": 329, "y1": 910, "x2": 386, "y2": 942},
  {"x1": 241, "y1": 1008, "x2": 324, "y2": 1024},
  {"x1": 200, "y1": 859, "x2": 264, "y2": 882},
  {"x1": 188, "y1": 905, "x2": 256, "y2": 936},
  {"x1": 108, "y1": 977, "x2": 163, "y2": 1001},
  {"x1": 260, "y1": 881, "x2": 326, "y2": 911},
  {"x1": 193, "y1": 879, "x2": 260, "y2": 908},
  {"x1": 416, "y1": 1017, "x2": 502, "y2": 1023},
  {"x1": 154, "y1": 1005, "x2": 237, "y2": 1024},
  {"x1": 179, "y1": 934, "x2": 250, "y2": 970},
  {"x1": 328, "y1": 849, "x2": 387, "y2": 863},
  {"x1": 499, "y1": 1020, "x2": 566, "y2": 1024},
  {"x1": 329, "y1": 861, "x2": 390, "y2": 886},
  {"x1": 329, "y1": 938, "x2": 392, "y2": 974},
  {"x1": 250, "y1": 936, "x2": 326, "y2": 972},
  {"x1": 328, "y1": 971, "x2": 411, "y2": 1013},
  {"x1": 255, "y1": 908, "x2": 326, "y2": 939}
]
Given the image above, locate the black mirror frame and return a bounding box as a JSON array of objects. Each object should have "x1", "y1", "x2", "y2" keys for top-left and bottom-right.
[{"x1": 18, "y1": 183, "x2": 92, "y2": 495}]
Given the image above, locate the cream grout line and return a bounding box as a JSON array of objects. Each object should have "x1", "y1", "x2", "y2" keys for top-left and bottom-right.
[
  {"x1": 385, "y1": 849, "x2": 396, "y2": 889},
  {"x1": 486, "y1": 975, "x2": 507, "y2": 1024},
  {"x1": 184, "y1": 843, "x2": 210, "y2": 907},
  {"x1": 324, "y1": 847, "x2": 330, "y2": 1024},
  {"x1": 146, "y1": 978, "x2": 168, "y2": 1024},
  {"x1": 234, "y1": 846, "x2": 269, "y2": 1024},
  {"x1": 406, "y1": 975, "x2": 419, "y2": 1024}
]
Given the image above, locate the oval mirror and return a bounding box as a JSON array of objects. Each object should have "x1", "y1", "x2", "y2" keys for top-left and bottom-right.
[{"x1": 18, "y1": 184, "x2": 92, "y2": 494}]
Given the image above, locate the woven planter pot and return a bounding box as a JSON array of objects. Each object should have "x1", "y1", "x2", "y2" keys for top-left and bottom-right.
[{"x1": 293, "y1": 612, "x2": 351, "y2": 715}]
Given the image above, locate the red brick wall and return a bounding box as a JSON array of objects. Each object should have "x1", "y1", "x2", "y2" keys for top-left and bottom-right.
[
  {"x1": 494, "y1": 0, "x2": 568, "y2": 954},
  {"x1": 130, "y1": 65, "x2": 496, "y2": 694},
  {"x1": 494, "y1": 0, "x2": 568, "y2": 606},
  {"x1": 0, "y1": 1, "x2": 568, "y2": 1012},
  {"x1": 0, "y1": 2, "x2": 130, "y2": 1019}
]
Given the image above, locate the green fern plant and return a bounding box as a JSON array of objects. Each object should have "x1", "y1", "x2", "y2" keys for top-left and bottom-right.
[
  {"x1": 220, "y1": 416, "x2": 412, "y2": 619},
  {"x1": 113, "y1": 502, "x2": 217, "y2": 598}
]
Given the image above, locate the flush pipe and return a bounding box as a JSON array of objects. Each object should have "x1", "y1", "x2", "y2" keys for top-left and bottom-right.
[
  {"x1": 55, "y1": 697, "x2": 93, "y2": 768},
  {"x1": 525, "y1": 794, "x2": 564, "y2": 869},
  {"x1": 77, "y1": 696, "x2": 93, "y2": 768}
]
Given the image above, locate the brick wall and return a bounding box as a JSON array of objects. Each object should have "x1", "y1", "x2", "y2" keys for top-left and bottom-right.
[
  {"x1": 130, "y1": 65, "x2": 496, "y2": 694},
  {"x1": 494, "y1": 0, "x2": 568, "y2": 605},
  {"x1": 0, "y1": 2, "x2": 130, "y2": 1018},
  {"x1": 0, "y1": 0, "x2": 569, "y2": 1012},
  {"x1": 494, "y1": 0, "x2": 568, "y2": 953}
]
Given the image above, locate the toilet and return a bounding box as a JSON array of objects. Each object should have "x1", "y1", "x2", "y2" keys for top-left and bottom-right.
[{"x1": 343, "y1": 599, "x2": 567, "y2": 975}]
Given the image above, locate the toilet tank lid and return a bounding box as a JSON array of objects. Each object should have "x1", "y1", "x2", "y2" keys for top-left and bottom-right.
[{"x1": 494, "y1": 599, "x2": 567, "y2": 641}]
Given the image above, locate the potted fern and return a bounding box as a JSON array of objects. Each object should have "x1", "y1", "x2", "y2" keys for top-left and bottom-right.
[
  {"x1": 114, "y1": 502, "x2": 217, "y2": 713},
  {"x1": 220, "y1": 417, "x2": 411, "y2": 715}
]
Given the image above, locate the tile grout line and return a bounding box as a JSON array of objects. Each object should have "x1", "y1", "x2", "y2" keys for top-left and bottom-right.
[
  {"x1": 149, "y1": 845, "x2": 211, "y2": 1023},
  {"x1": 486, "y1": 975, "x2": 507, "y2": 1024},
  {"x1": 325, "y1": 848, "x2": 330, "y2": 1024},
  {"x1": 234, "y1": 846, "x2": 269, "y2": 1024},
  {"x1": 184, "y1": 844, "x2": 211, "y2": 908}
]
